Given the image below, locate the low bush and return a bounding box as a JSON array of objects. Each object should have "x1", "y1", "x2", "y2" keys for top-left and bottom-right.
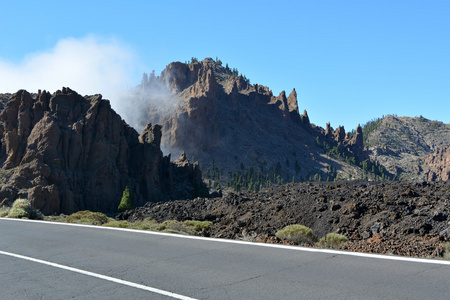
[
  {"x1": 42, "y1": 208, "x2": 211, "y2": 237},
  {"x1": 157, "y1": 220, "x2": 195, "y2": 235},
  {"x1": 0, "y1": 206, "x2": 9, "y2": 217},
  {"x1": 136, "y1": 219, "x2": 159, "y2": 230},
  {"x1": 7, "y1": 199, "x2": 43, "y2": 220},
  {"x1": 275, "y1": 224, "x2": 316, "y2": 245},
  {"x1": 66, "y1": 210, "x2": 110, "y2": 225},
  {"x1": 184, "y1": 220, "x2": 212, "y2": 232},
  {"x1": 103, "y1": 219, "x2": 159, "y2": 230},
  {"x1": 44, "y1": 214, "x2": 68, "y2": 222},
  {"x1": 444, "y1": 242, "x2": 450, "y2": 260},
  {"x1": 316, "y1": 233, "x2": 348, "y2": 248},
  {"x1": 103, "y1": 220, "x2": 132, "y2": 228},
  {"x1": 161, "y1": 229, "x2": 188, "y2": 235},
  {"x1": 103, "y1": 218, "x2": 210, "y2": 235}
]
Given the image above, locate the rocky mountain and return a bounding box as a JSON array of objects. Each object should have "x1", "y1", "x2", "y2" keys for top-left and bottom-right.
[
  {"x1": 0, "y1": 88, "x2": 206, "y2": 215},
  {"x1": 363, "y1": 115, "x2": 450, "y2": 180},
  {"x1": 1, "y1": 58, "x2": 447, "y2": 219},
  {"x1": 137, "y1": 58, "x2": 378, "y2": 189}
]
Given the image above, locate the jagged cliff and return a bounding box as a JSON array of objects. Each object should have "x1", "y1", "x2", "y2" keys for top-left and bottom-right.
[
  {"x1": 0, "y1": 88, "x2": 206, "y2": 214},
  {"x1": 139, "y1": 58, "x2": 367, "y2": 184}
]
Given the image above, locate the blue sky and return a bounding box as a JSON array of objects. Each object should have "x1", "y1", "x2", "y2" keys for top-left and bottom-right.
[{"x1": 1, "y1": 0, "x2": 449, "y2": 131}]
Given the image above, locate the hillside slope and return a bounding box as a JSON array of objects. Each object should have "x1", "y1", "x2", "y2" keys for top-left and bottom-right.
[{"x1": 363, "y1": 115, "x2": 450, "y2": 180}]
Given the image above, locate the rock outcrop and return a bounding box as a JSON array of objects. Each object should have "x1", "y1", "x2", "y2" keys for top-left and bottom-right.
[
  {"x1": 323, "y1": 122, "x2": 363, "y2": 150},
  {"x1": 138, "y1": 58, "x2": 363, "y2": 183},
  {"x1": 423, "y1": 146, "x2": 450, "y2": 181},
  {"x1": 0, "y1": 88, "x2": 206, "y2": 214}
]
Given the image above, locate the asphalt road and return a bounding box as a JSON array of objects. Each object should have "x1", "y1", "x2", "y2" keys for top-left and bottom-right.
[{"x1": 1, "y1": 218, "x2": 449, "y2": 300}]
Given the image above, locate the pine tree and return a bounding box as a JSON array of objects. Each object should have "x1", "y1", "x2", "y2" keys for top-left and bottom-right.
[
  {"x1": 295, "y1": 160, "x2": 301, "y2": 175},
  {"x1": 118, "y1": 186, "x2": 133, "y2": 212}
]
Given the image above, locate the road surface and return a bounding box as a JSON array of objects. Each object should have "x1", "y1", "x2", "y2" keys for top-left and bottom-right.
[{"x1": 1, "y1": 218, "x2": 449, "y2": 299}]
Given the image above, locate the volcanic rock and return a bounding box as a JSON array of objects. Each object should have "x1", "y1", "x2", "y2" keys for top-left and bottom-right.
[
  {"x1": 0, "y1": 88, "x2": 206, "y2": 214},
  {"x1": 423, "y1": 146, "x2": 450, "y2": 181},
  {"x1": 119, "y1": 179, "x2": 450, "y2": 258}
]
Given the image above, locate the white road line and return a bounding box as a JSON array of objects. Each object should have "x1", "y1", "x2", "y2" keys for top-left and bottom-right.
[
  {"x1": 0, "y1": 250, "x2": 198, "y2": 300},
  {"x1": 2, "y1": 217, "x2": 450, "y2": 266}
]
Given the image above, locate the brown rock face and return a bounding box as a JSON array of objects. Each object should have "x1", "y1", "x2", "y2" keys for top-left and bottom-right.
[
  {"x1": 423, "y1": 146, "x2": 450, "y2": 181},
  {"x1": 0, "y1": 88, "x2": 206, "y2": 214},
  {"x1": 131, "y1": 58, "x2": 389, "y2": 184},
  {"x1": 350, "y1": 124, "x2": 364, "y2": 148},
  {"x1": 141, "y1": 58, "x2": 331, "y2": 180}
]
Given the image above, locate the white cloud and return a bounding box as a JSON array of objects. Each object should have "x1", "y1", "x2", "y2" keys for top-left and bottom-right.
[
  {"x1": 0, "y1": 36, "x2": 182, "y2": 134},
  {"x1": 0, "y1": 35, "x2": 138, "y2": 100}
]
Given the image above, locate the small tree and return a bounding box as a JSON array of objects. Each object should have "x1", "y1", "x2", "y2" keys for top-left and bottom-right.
[{"x1": 118, "y1": 186, "x2": 133, "y2": 212}]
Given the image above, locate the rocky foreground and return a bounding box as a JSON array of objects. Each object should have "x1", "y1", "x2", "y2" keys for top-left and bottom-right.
[{"x1": 119, "y1": 180, "x2": 450, "y2": 258}]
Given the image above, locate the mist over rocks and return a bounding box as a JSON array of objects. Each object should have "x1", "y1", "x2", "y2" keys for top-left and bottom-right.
[
  {"x1": 134, "y1": 57, "x2": 368, "y2": 182},
  {"x1": 0, "y1": 88, "x2": 206, "y2": 214}
]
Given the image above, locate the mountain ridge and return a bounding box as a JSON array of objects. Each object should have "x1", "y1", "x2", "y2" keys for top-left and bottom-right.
[
  {"x1": 138, "y1": 57, "x2": 448, "y2": 186},
  {"x1": 363, "y1": 115, "x2": 450, "y2": 181}
]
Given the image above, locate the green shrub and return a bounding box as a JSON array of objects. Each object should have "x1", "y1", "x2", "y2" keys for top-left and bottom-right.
[
  {"x1": 104, "y1": 219, "x2": 158, "y2": 230},
  {"x1": 44, "y1": 214, "x2": 68, "y2": 222},
  {"x1": 161, "y1": 229, "x2": 188, "y2": 235},
  {"x1": 51, "y1": 208, "x2": 210, "y2": 237},
  {"x1": 316, "y1": 233, "x2": 348, "y2": 248},
  {"x1": 7, "y1": 199, "x2": 43, "y2": 220},
  {"x1": 118, "y1": 186, "x2": 133, "y2": 212},
  {"x1": 103, "y1": 220, "x2": 132, "y2": 228},
  {"x1": 103, "y1": 218, "x2": 209, "y2": 235},
  {"x1": 184, "y1": 220, "x2": 212, "y2": 232},
  {"x1": 66, "y1": 210, "x2": 110, "y2": 225},
  {"x1": 136, "y1": 219, "x2": 159, "y2": 230},
  {"x1": 0, "y1": 206, "x2": 9, "y2": 217},
  {"x1": 157, "y1": 220, "x2": 196, "y2": 235},
  {"x1": 316, "y1": 237, "x2": 326, "y2": 248},
  {"x1": 276, "y1": 224, "x2": 316, "y2": 245}
]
